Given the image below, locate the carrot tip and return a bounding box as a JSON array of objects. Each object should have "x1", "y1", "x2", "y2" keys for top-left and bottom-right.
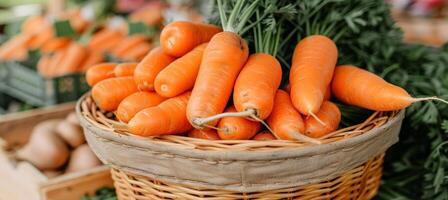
[
  {"x1": 192, "y1": 109, "x2": 255, "y2": 127},
  {"x1": 413, "y1": 96, "x2": 448, "y2": 105}
]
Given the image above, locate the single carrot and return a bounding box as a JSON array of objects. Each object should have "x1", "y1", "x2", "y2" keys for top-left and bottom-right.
[
  {"x1": 188, "y1": 129, "x2": 220, "y2": 140},
  {"x1": 187, "y1": 32, "x2": 249, "y2": 127},
  {"x1": 232, "y1": 53, "x2": 282, "y2": 120},
  {"x1": 134, "y1": 47, "x2": 176, "y2": 91},
  {"x1": 56, "y1": 42, "x2": 87, "y2": 75},
  {"x1": 116, "y1": 91, "x2": 166, "y2": 123},
  {"x1": 92, "y1": 77, "x2": 139, "y2": 111},
  {"x1": 304, "y1": 101, "x2": 341, "y2": 138},
  {"x1": 110, "y1": 34, "x2": 147, "y2": 58},
  {"x1": 120, "y1": 42, "x2": 152, "y2": 61},
  {"x1": 128, "y1": 92, "x2": 192, "y2": 136},
  {"x1": 289, "y1": 35, "x2": 338, "y2": 117},
  {"x1": 0, "y1": 34, "x2": 32, "y2": 60},
  {"x1": 129, "y1": 4, "x2": 164, "y2": 26},
  {"x1": 114, "y1": 63, "x2": 138, "y2": 77},
  {"x1": 267, "y1": 90, "x2": 321, "y2": 144},
  {"x1": 324, "y1": 86, "x2": 331, "y2": 101},
  {"x1": 332, "y1": 65, "x2": 448, "y2": 111},
  {"x1": 80, "y1": 50, "x2": 104, "y2": 71},
  {"x1": 154, "y1": 43, "x2": 207, "y2": 97},
  {"x1": 160, "y1": 21, "x2": 221, "y2": 57},
  {"x1": 88, "y1": 29, "x2": 124, "y2": 52},
  {"x1": 218, "y1": 106, "x2": 261, "y2": 140},
  {"x1": 37, "y1": 55, "x2": 52, "y2": 78},
  {"x1": 22, "y1": 15, "x2": 47, "y2": 34},
  {"x1": 86, "y1": 63, "x2": 117, "y2": 86},
  {"x1": 47, "y1": 49, "x2": 67, "y2": 77},
  {"x1": 253, "y1": 131, "x2": 276, "y2": 141},
  {"x1": 217, "y1": 106, "x2": 260, "y2": 140},
  {"x1": 28, "y1": 26, "x2": 53, "y2": 49},
  {"x1": 41, "y1": 37, "x2": 71, "y2": 53}
]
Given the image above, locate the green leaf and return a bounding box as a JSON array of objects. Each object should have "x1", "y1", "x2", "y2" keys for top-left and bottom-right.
[
  {"x1": 53, "y1": 20, "x2": 77, "y2": 38},
  {"x1": 127, "y1": 21, "x2": 158, "y2": 37}
]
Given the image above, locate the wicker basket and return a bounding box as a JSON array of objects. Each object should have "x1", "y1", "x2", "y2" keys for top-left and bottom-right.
[{"x1": 76, "y1": 94, "x2": 404, "y2": 200}]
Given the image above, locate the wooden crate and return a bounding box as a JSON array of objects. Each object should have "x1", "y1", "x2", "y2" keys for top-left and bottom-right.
[{"x1": 0, "y1": 103, "x2": 114, "y2": 200}]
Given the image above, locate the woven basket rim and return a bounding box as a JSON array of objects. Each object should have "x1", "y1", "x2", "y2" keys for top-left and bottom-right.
[{"x1": 76, "y1": 93, "x2": 405, "y2": 161}]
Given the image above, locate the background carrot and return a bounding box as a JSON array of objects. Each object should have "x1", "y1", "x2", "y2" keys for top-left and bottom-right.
[
  {"x1": 56, "y1": 42, "x2": 87, "y2": 75},
  {"x1": 116, "y1": 91, "x2": 166, "y2": 123},
  {"x1": 134, "y1": 47, "x2": 176, "y2": 91},
  {"x1": 332, "y1": 65, "x2": 448, "y2": 111},
  {"x1": 92, "y1": 77, "x2": 138, "y2": 111},
  {"x1": 37, "y1": 55, "x2": 52, "y2": 78},
  {"x1": 121, "y1": 42, "x2": 152, "y2": 61},
  {"x1": 188, "y1": 129, "x2": 220, "y2": 140},
  {"x1": 160, "y1": 21, "x2": 221, "y2": 57},
  {"x1": 114, "y1": 63, "x2": 138, "y2": 77},
  {"x1": 154, "y1": 43, "x2": 207, "y2": 97},
  {"x1": 187, "y1": 32, "x2": 249, "y2": 127},
  {"x1": 289, "y1": 35, "x2": 338, "y2": 117},
  {"x1": 267, "y1": 90, "x2": 321, "y2": 144},
  {"x1": 88, "y1": 29, "x2": 124, "y2": 52},
  {"x1": 80, "y1": 50, "x2": 104, "y2": 71},
  {"x1": 129, "y1": 92, "x2": 192, "y2": 136},
  {"x1": 86, "y1": 63, "x2": 117, "y2": 86},
  {"x1": 218, "y1": 106, "x2": 260, "y2": 140},
  {"x1": 41, "y1": 37, "x2": 71, "y2": 53},
  {"x1": 47, "y1": 49, "x2": 67, "y2": 77},
  {"x1": 304, "y1": 101, "x2": 341, "y2": 138},
  {"x1": 28, "y1": 26, "x2": 53, "y2": 49},
  {"x1": 233, "y1": 53, "x2": 282, "y2": 120},
  {"x1": 253, "y1": 131, "x2": 276, "y2": 140},
  {"x1": 0, "y1": 34, "x2": 32, "y2": 60},
  {"x1": 110, "y1": 34, "x2": 147, "y2": 58}
]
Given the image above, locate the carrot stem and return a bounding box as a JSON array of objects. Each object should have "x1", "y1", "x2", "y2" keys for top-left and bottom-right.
[
  {"x1": 193, "y1": 109, "x2": 255, "y2": 127},
  {"x1": 249, "y1": 113, "x2": 279, "y2": 140}
]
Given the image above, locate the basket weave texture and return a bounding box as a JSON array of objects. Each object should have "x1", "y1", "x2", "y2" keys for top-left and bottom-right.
[{"x1": 76, "y1": 94, "x2": 404, "y2": 199}]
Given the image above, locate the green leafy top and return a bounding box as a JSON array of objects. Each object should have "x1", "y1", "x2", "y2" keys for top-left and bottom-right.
[{"x1": 215, "y1": 0, "x2": 260, "y2": 34}]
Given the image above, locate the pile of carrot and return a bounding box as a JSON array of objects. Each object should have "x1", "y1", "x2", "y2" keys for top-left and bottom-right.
[
  {"x1": 0, "y1": 6, "x2": 163, "y2": 78},
  {"x1": 87, "y1": 19, "x2": 441, "y2": 144}
]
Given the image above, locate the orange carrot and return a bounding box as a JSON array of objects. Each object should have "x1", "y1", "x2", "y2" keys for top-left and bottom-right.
[
  {"x1": 116, "y1": 91, "x2": 166, "y2": 123},
  {"x1": 134, "y1": 47, "x2": 176, "y2": 91},
  {"x1": 188, "y1": 129, "x2": 220, "y2": 140},
  {"x1": 56, "y1": 42, "x2": 87, "y2": 75},
  {"x1": 22, "y1": 15, "x2": 47, "y2": 34},
  {"x1": 187, "y1": 32, "x2": 249, "y2": 127},
  {"x1": 86, "y1": 63, "x2": 117, "y2": 86},
  {"x1": 92, "y1": 77, "x2": 138, "y2": 111},
  {"x1": 47, "y1": 49, "x2": 67, "y2": 77},
  {"x1": 0, "y1": 34, "x2": 32, "y2": 60},
  {"x1": 110, "y1": 34, "x2": 147, "y2": 58},
  {"x1": 253, "y1": 131, "x2": 276, "y2": 140},
  {"x1": 267, "y1": 90, "x2": 321, "y2": 144},
  {"x1": 129, "y1": 4, "x2": 164, "y2": 26},
  {"x1": 120, "y1": 42, "x2": 152, "y2": 61},
  {"x1": 304, "y1": 101, "x2": 341, "y2": 138},
  {"x1": 80, "y1": 50, "x2": 104, "y2": 71},
  {"x1": 289, "y1": 35, "x2": 338, "y2": 117},
  {"x1": 160, "y1": 21, "x2": 222, "y2": 57},
  {"x1": 28, "y1": 26, "x2": 53, "y2": 49},
  {"x1": 154, "y1": 43, "x2": 207, "y2": 97},
  {"x1": 217, "y1": 106, "x2": 260, "y2": 140},
  {"x1": 88, "y1": 29, "x2": 124, "y2": 52},
  {"x1": 129, "y1": 92, "x2": 192, "y2": 136},
  {"x1": 324, "y1": 86, "x2": 331, "y2": 101},
  {"x1": 331, "y1": 65, "x2": 448, "y2": 111},
  {"x1": 232, "y1": 53, "x2": 282, "y2": 120},
  {"x1": 37, "y1": 55, "x2": 52, "y2": 77},
  {"x1": 114, "y1": 63, "x2": 138, "y2": 77},
  {"x1": 41, "y1": 37, "x2": 71, "y2": 53}
]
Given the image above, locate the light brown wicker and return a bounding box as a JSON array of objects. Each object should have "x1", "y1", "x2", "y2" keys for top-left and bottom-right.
[
  {"x1": 76, "y1": 94, "x2": 404, "y2": 200},
  {"x1": 111, "y1": 154, "x2": 384, "y2": 200}
]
